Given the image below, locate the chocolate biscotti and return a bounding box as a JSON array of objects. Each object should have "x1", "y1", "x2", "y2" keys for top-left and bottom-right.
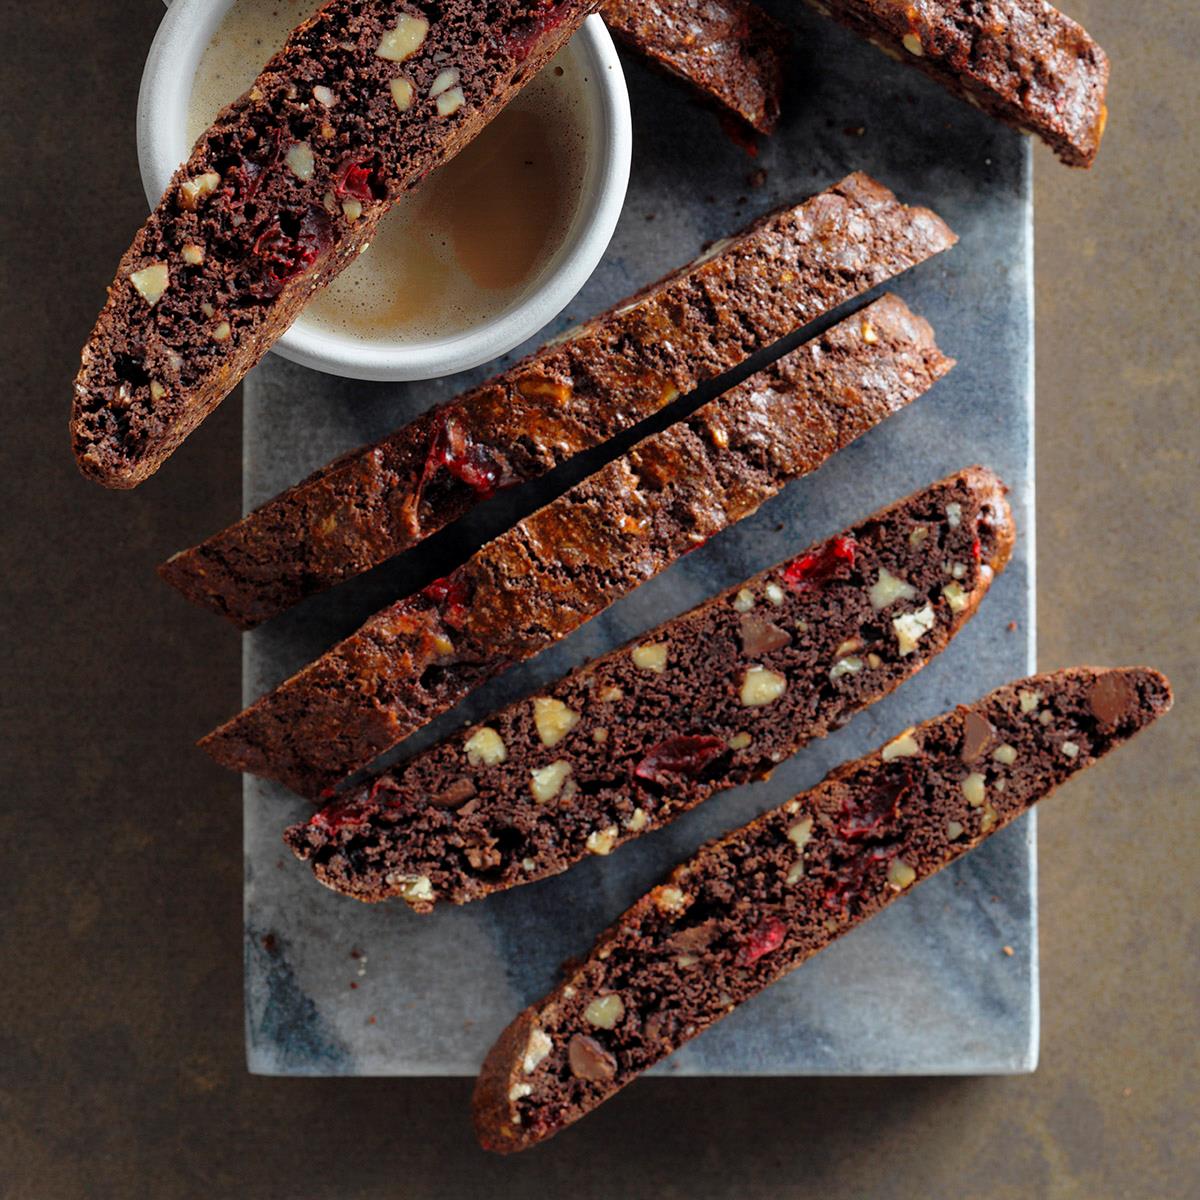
[
  {"x1": 72, "y1": 1, "x2": 600, "y2": 489},
  {"x1": 201, "y1": 293, "x2": 953, "y2": 798},
  {"x1": 473, "y1": 666, "x2": 1173, "y2": 1152},
  {"x1": 287, "y1": 467, "x2": 1012, "y2": 909},
  {"x1": 603, "y1": 0, "x2": 789, "y2": 134},
  {"x1": 805, "y1": 0, "x2": 1109, "y2": 166},
  {"x1": 160, "y1": 174, "x2": 956, "y2": 628}
]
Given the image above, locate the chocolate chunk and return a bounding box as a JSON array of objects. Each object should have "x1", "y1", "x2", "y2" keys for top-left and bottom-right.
[
  {"x1": 739, "y1": 613, "x2": 792, "y2": 657},
  {"x1": 960, "y1": 709, "x2": 993, "y2": 762},
  {"x1": 429, "y1": 778, "x2": 477, "y2": 808},
  {"x1": 567, "y1": 1034, "x2": 616, "y2": 1082},
  {"x1": 1088, "y1": 672, "x2": 1136, "y2": 727},
  {"x1": 666, "y1": 919, "x2": 720, "y2": 953}
]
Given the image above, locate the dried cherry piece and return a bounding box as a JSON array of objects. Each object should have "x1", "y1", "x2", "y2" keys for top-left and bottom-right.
[
  {"x1": 335, "y1": 155, "x2": 385, "y2": 202},
  {"x1": 735, "y1": 915, "x2": 786, "y2": 966},
  {"x1": 822, "y1": 847, "x2": 890, "y2": 913},
  {"x1": 836, "y1": 776, "x2": 908, "y2": 841},
  {"x1": 247, "y1": 207, "x2": 333, "y2": 298},
  {"x1": 718, "y1": 111, "x2": 760, "y2": 158},
  {"x1": 310, "y1": 796, "x2": 370, "y2": 833},
  {"x1": 506, "y1": 0, "x2": 569, "y2": 61},
  {"x1": 435, "y1": 414, "x2": 503, "y2": 498},
  {"x1": 782, "y1": 535, "x2": 857, "y2": 590},
  {"x1": 971, "y1": 536, "x2": 982, "y2": 562},
  {"x1": 223, "y1": 129, "x2": 284, "y2": 209},
  {"x1": 227, "y1": 157, "x2": 264, "y2": 203},
  {"x1": 634, "y1": 735, "x2": 729, "y2": 784},
  {"x1": 422, "y1": 573, "x2": 472, "y2": 629}
]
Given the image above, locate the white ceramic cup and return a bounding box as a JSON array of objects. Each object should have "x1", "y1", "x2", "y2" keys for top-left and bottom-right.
[{"x1": 138, "y1": 1, "x2": 631, "y2": 381}]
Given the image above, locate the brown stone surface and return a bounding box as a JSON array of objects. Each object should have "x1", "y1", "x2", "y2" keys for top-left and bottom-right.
[{"x1": 0, "y1": 2, "x2": 1195, "y2": 1196}]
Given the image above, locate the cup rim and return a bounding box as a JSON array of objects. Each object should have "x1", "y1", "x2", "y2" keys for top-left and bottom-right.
[{"x1": 136, "y1": 3, "x2": 631, "y2": 382}]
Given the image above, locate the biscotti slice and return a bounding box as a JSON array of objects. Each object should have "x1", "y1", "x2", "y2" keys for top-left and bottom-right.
[
  {"x1": 72, "y1": 1, "x2": 599, "y2": 489},
  {"x1": 805, "y1": 1, "x2": 1109, "y2": 167},
  {"x1": 473, "y1": 666, "x2": 1172, "y2": 1152},
  {"x1": 287, "y1": 467, "x2": 1012, "y2": 908},
  {"x1": 602, "y1": 0, "x2": 789, "y2": 134},
  {"x1": 160, "y1": 174, "x2": 956, "y2": 628},
  {"x1": 201, "y1": 293, "x2": 953, "y2": 798}
]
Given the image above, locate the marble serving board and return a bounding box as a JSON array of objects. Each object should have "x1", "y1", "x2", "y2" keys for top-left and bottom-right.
[{"x1": 242, "y1": 5, "x2": 1036, "y2": 1076}]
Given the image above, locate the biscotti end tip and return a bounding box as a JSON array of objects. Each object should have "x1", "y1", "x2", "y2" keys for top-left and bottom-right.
[
  {"x1": 958, "y1": 464, "x2": 1016, "y2": 571},
  {"x1": 1099, "y1": 667, "x2": 1171, "y2": 720},
  {"x1": 157, "y1": 550, "x2": 259, "y2": 631},
  {"x1": 835, "y1": 171, "x2": 958, "y2": 250},
  {"x1": 473, "y1": 1008, "x2": 550, "y2": 1154}
]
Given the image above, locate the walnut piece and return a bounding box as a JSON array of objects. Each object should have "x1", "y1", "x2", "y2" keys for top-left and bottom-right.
[
  {"x1": 869, "y1": 567, "x2": 917, "y2": 611},
  {"x1": 178, "y1": 171, "x2": 220, "y2": 210},
  {"x1": 632, "y1": 642, "x2": 668, "y2": 673},
  {"x1": 828, "y1": 656, "x2": 863, "y2": 682},
  {"x1": 522, "y1": 1028, "x2": 552, "y2": 1074},
  {"x1": 436, "y1": 87, "x2": 465, "y2": 116},
  {"x1": 892, "y1": 605, "x2": 935, "y2": 655},
  {"x1": 585, "y1": 826, "x2": 619, "y2": 856},
  {"x1": 377, "y1": 14, "x2": 429, "y2": 61},
  {"x1": 732, "y1": 588, "x2": 755, "y2": 613},
  {"x1": 583, "y1": 994, "x2": 625, "y2": 1030},
  {"x1": 285, "y1": 142, "x2": 315, "y2": 181},
  {"x1": 465, "y1": 726, "x2": 506, "y2": 766},
  {"x1": 740, "y1": 666, "x2": 787, "y2": 707},
  {"x1": 787, "y1": 815, "x2": 814, "y2": 852},
  {"x1": 942, "y1": 581, "x2": 969, "y2": 613},
  {"x1": 390, "y1": 77, "x2": 415, "y2": 111},
  {"x1": 533, "y1": 697, "x2": 580, "y2": 748},
  {"x1": 129, "y1": 263, "x2": 169, "y2": 307},
  {"x1": 962, "y1": 772, "x2": 986, "y2": 807},
  {"x1": 652, "y1": 885, "x2": 689, "y2": 914},
  {"x1": 393, "y1": 875, "x2": 433, "y2": 903},
  {"x1": 530, "y1": 761, "x2": 572, "y2": 803},
  {"x1": 881, "y1": 729, "x2": 919, "y2": 760}
]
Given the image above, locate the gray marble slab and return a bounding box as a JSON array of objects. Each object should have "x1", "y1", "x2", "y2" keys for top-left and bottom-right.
[{"x1": 242, "y1": 4, "x2": 1037, "y2": 1076}]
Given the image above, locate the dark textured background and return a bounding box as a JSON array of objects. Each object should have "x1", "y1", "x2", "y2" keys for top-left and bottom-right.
[{"x1": 1, "y1": 2, "x2": 1196, "y2": 1196}]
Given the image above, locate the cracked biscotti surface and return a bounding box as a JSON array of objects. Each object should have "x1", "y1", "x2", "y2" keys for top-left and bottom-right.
[
  {"x1": 287, "y1": 466, "x2": 1012, "y2": 909},
  {"x1": 805, "y1": 0, "x2": 1109, "y2": 166},
  {"x1": 201, "y1": 292, "x2": 953, "y2": 798},
  {"x1": 72, "y1": 0, "x2": 599, "y2": 489},
  {"x1": 472, "y1": 666, "x2": 1172, "y2": 1152},
  {"x1": 603, "y1": 0, "x2": 790, "y2": 133},
  {"x1": 159, "y1": 173, "x2": 955, "y2": 628}
]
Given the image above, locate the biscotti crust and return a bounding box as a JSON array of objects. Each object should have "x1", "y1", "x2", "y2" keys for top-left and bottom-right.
[
  {"x1": 201, "y1": 293, "x2": 953, "y2": 797},
  {"x1": 287, "y1": 466, "x2": 1013, "y2": 909},
  {"x1": 159, "y1": 173, "x2": 956, "y2": 628},
  {"x1": 473, "y1": 666, "x2": 1173, "y2": 1152},
  {"x1": 602, "y1": 0, "x2": 790, "y2": 133},
  {"x1": 806, "y1": 0, "x2": 1109, "y2": 166},
  {"x1": 72, "y1": 1, "x2": 600, "y2": 489}
]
